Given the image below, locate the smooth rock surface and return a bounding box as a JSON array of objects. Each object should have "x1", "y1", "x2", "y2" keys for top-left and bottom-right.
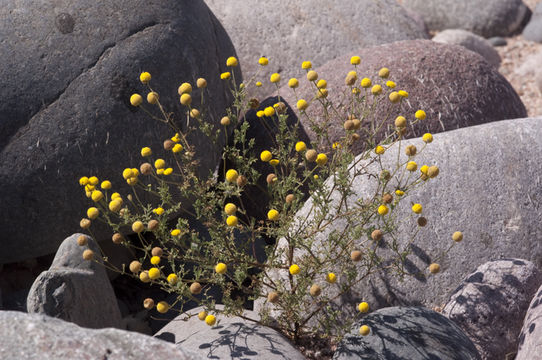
[
  {"x1": 155, "y1": 305, "x2": 305, "y2": 359},
  {"x1": 0, "y1": 311, "x2": 201, "y2": 360},
  {"x1": 205, "y1": 0, "x2": 428, "y2": 97},
  {"x1": 432, "y1": 29, "x2": 501, "y2": 68},
  {"x1": 403, "y1": 0, "x2": 532, "y2": 37},
  {"x1": 442, "y1": 259, "x2": 542, "y2": 360},
  {"x1": 0, "y1": 0, "x2": 239, "y2": 264},
  {"x1": 27, "y1": 233, "x2": 122, "y2": 329},
  {"x1": 488, "y1": 36, "x2": 508, "y2": 46},
  {"x1": 523, "y1": 2, "x2": 542, "y2": 43},
  {"x1": 278, "y1": 40, "x2": 526, "y2": 155},
  {"x1": 333, "y1": 307, "x2": 480, "y2": 359},
  {"x1": 517, "y1": 285, "x2": 542, "y2": 359}
]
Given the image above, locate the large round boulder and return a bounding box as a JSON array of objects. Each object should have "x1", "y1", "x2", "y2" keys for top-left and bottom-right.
[
  {"x1": 0, "y1": 0, "x2": 240, "y2": 264},
  {"x1": 204, "y1": 0, "x2": 428, "y2": 97},
  {"x1": 402, "y1": 0, "x2": 532, "y2": 38},
  {"x1": 278, "y1": 40, "x2": 526, "y2": 155}
]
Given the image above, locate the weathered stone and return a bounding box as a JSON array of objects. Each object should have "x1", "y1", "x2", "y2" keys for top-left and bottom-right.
[
  {"x1": 27, "y1": 233, "x2": 123, "y2": 329},
  {"x1": 523, "y1": 2, "x2": 542, "y2": 43},
  {"x1": 0, "y1": 0, "x2": 239, "y2": 264},
  {"x1": 432, "y1": 29, "x2": 501, "y2": 68},
  {"x1": 442, "y1": 259, "x2": 542, "y2": 359},
  {"x1": 205, "y1": 0, "x2": 428, "y2": 97},
  {"x1": 334, "y1": 307, "x2": 480, "y2": 359},
  {"x1": 155, "y1": 305, "x2": 305, "y2": 359},
  {"x1": 278, "y1": 40, "x2": 526, "y2": 155},
  {"x1": 517, "y1": 284, "x2": 542, "y2": 359},
  {"x1": 0, "y1": 311, "x2": 201, "y2": 360},
  {"x1": 488, "y1": 36, "x2": 508, "y2": 46},
  {"x1": 403, "y1": 0, "x2": 532, "y2": 37}
]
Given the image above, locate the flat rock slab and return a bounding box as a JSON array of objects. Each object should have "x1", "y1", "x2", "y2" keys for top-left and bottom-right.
[
  {"x1": 0, "y1": 311, "x2": 201, "y2": 360},
  {"x1": 205, "y1": 0, "x2": 428, "y2": 97},
  {"x1": 155, "y1": 305, "x2": 305, "y2": 359},
  {"x1": 522, "y1": 2, "x2": 542, "y2": 43},
  {"x1": 27, "y1": 233, "x2": 122, "y2": 329},
  {"x1": 0, "y1": 0, "x2": 239, "y2": 264},
  {"x1": 517, "y1": 284, "x2": 542, "y2": 359},
  {"x1": 403, "y1": 0, "x2": 531, "y2": 37},
  {"x1": 333, "y1": 306, "x2": 480, "y2": 360},
  {"x1": 278, "y1": 40, "x2": 526, "y2": 155},
  {"x1": 443, "y1": 259, "x2": 542, "y2": 359}
]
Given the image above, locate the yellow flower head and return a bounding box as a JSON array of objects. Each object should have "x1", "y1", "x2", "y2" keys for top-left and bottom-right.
[
  {"x1": 154, "y1": 159, "x2": 166, "y2": 169},
  {"x1": 377, "y1": 205, "x2": 389, "y2": 215},
  {"x1": 264, "y1": 106, "x2": 275, "y2": 117},
  {"x1": 215, "y1": 262, "x2": 227, "y2": 274},
  {"x1": 386, "y1": 80, "x2": 396, "y2": 88},
  {"x1": 130, "y1": 94, "x2": 143, "y2": 106},
  {"x1": 297, "y1": 99, "x2": 309, "y2": 111},
  {"x1": 389, "y1": 91, "x2": 400, "y2": 103},
  {"x1": 452, "y1": 231, "x2": 463, "y2": 242},
  {"x1": 359, "y1": 325, "x2": 370, "y2": 336},
  {"x1": 270, "y1": 73, "x2": 281, "y2": 83},
  {"x1": 350, "y1": 56, "x2": 361, "y2": 65},
  {"x1": 269, "y1": 159, "x2": 279, "y2": 166},
  {"x1": 141, "y1": 147, "x2": 152, "y2": 157},
  {"x1": 395, "y1": 116, "x2": 407, "y2": 128},
  {"x1": 148, "y1": 267, "x2": 160, "y2": 280},
  {"x1": 256, "y1": 81, "x2": 262, "y2": 87},
  {"x1": 224, "y1": 203, "x2": 237, "y2": 215},
  {"x1": 420, "y1": 165, "x2": 429, "y2": 175},
  {"x1": 205, "y1": 314, "x2": 216, "y2": 326},
  {"x1": 288, "y1": 78, "x2": 299, "y2": 88},
  {"x1": 156, "y1": 301, "x2": 169, "y2": 313},
  {"x1": 226, "y1": 56, "x2": 238, "y2": 67},
  {"x1": 150, "y1": 256, "x2": 160, "y2": 265},
  {"x1": 99, "y1": 181, "x2": 111, "y2": 190},
  {"x1": 79, "y1": 176, "x2": 89, "y2": 186},
  {"x1": 258, "y1": 57, "x2": 269, "y2": 66},
  {"x1": 406, "y1": 161, "x2": 418, "y2": 172},
  {"x1": 109, "y1": 199, "x2": 121, "y2": 213},
  {"x1": 371, "y1": 85, "x2": 382, "y2": 95},
  {"x1": 289, "y1": 264, "x2": 301, "y2": 275},
  {"x1": 398, "y1": 90, "x2": 409, "y2": 98},
  {"x1": 167, "y1": 273, "x2": 178, "y2": 285},
  {"x1": 375, "y1": 145, "x2": 385, "y2": 155},
  {"x1": 87, "y1": 207, "x2": 99, "y2": 220},
  {"x1": 132, "y1": 221, "x2": 144, "y2": 233},
  {"x1": 256, "y1": 110, "x2": 265, "y2": 118},
  {"x1": 415, "y1": 110, "x2": 426, "y2": 120},
  {"x1": 316, "y1": 153, "x2": 328, "y2": 166},
  {"x1": 301, "y1": 61, "x2": 312, "y2": 69},
  {"x1": 221, "y1": 116, "x2": 231, "y2": 126},
  {"x1": 91, "y1": 190, "x2": 103, "y2": 202},
  {"x1": 395, "y1": 189, "x2": 405, "y2": 196},
  {"x1": 307, "y1": 70, "x2": 318, "y2": 82},
  {"x1": 198, "y1": 311, "x2": 207, "y2": 321},
  {"x1": 412, "y1": 203, "x2": 423, "y2": 214},
  {"x1": 378, "y1": 67, "x2": 390, "y2": 78},
  {"x1": 196, "y1": 78, "x2": 207, "y2": 88},
  {"x1": 178, "y1": 83, "x2": 192, "y2": 95},
  {"x1": 170, "y1": 229, "x2": 181, "y2": 236},
  {"x1": 360, "y1": 78, "x2": 372, "y2": 88},
  {"x1": 295, "y1": 141, "x2": 307, "y2": 152},
  {"x1": 180, "y1": 93, "x2": 192, "y2": 106},
  {"x1": 172, "y1": 143, "x2": 183, "y2": 153},
  {"x1": 267, "y1": 209, "x2": 279, "y2": 221},
  {"x1": 226, "y1": 215, "x2": 238, "y2": 226},
  {"x1": 220, "y1": 72, "x2": 231, "y2": 80},
  {"x1": 139, "y1": 72, "x2": 151, "y2": 84},
  {"x1": 358, "y1": 302, "x2": 370, "y2": 313},
  {"x1": 422, "y1": 133, "x2": 433, "y2": 143},
  {"x1": 89, "y1": 176, "x2": 99, "y2": 186},
  {"x1": 316, "y1": 79, "x2": 327, "y2": 89},
  {"x1": 326, "y1": 272, "x2": 337, "y2": 283},
  {"x1": 153, "y1": 207, "x2": 164, "y2": 215}
]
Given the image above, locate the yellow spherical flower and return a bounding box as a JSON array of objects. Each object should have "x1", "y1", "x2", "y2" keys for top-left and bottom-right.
[
  {"x1": 326, "y1": 272, "x2": 337, "y2": 283},
  {"x1": 295, "y1": 141, "x2": 307, "y2": 152},
  {"x1": 316, "y1": 153, "x2": 328, "y2": 166},
  {"x1": 172, "y1": 143, "x2": 183, "y2": 153},
  {"x1": 264, "y1": 106, "x2": 275, "y2": 117},
  {"x1": 288, "y1": 78, "x2": 299, "y2": 88},
  {"x1": 225, "y1": 169, "x2": 238, "y2": 183},
  {"x1": 306, "y1": 70, "x2": 318, "y2": 81},
  {"x1": 260, "y1": 150, "x2": 273, "y2": 162},
  {"x1": 267, "y1": 209, "x2": 279, "y2": 221},
  {"x1": 153, "y1": 207, "x2": 164, "y2": 215},
  {"x1": 156, "y1": 301, "x2": 169, "y2": 313},
  {"x1": 171, "y1": 229, "x2": 181, "y2": 236},
  {"x1": 132, "y1": 221, "x2": 145, "y2": 233},
  {"x1": 386, "y1": 80, "x2": 396, "y2": 88},
  {"x1": 91, "y1": 190, "x2": 103, "y2": 202},
  {"x1": 378, "y1": 67, "x2": 390, "y2": 78},
  {"x1": 140, "y1": 147, "x2": 152, "y2": 157},
  {"x1": 412, "y1": 203, "x2": 423, "y2": 214},
  {"x1": 205, "y1": 314, "x2": 216, "y2": 326},
  {"x1": 406, "y1": 161, "x2": 417, "y2": 172},
  {"x1": 226, "y1": 56, "x2": 238, "y2": 67},
  {"x1": 171, "y1": 133, "x2": 181, "y2": 143},
  {"x1": 420, "y1": 165, "x2": 429, "y2": 175},
  {"x1": 109, "y1": 199, "x2": 121, "y2": 213},
  {"x1": 453, "y1": 231, "x2": 463, "y2": 242},
  {"x1": 89, "y1": 176, "x2": 99, "y2": 186},
  {"x1": 224, "y1": 203, "x2": 237, "y2": 215},
  {"x1": 167, "y1": 273, "x2": 178, "y2": 284},
  {"x1": 350, "y1": 56, "x2": 361, "y2": 65},
  {"x1": 178, "y1": 82, "x2": 192, "y2": 95},
  {"x1": 358, "y1": 302, "x2": 370, "y2": 313},
  {"x1": 198, "y1": 311, "x2": 207, "y2": 321},
  {"x1": 375, "y1": 145, "x2": 385, "y2": 155},
  {"x1": 130, "y1": 94, "x2": 143, "y2": 106},
  {"x1": 371, "y1": 85, "x2": 382, "y2": 95},
  {"x1": 297, "y1": 99, "x2": 309, "y2": 111},
  {"x1": 139, "y1": 72, "x2": 151, "y2": 84},
  {"x1": 196, "y1": 78, "x2": 207, "y2": 88},
  {"x1": 270, "y1": 73, "x2": 281, "y2": 83},
  {"x1": 269, "y1": 159, "x2": 280, "y2": 166},
  {"x1": 111, "y1": 192, "x2": 121, "y2": 200},
  {"x1": 79, "y1": 176, "x2": 89, "y2": 186},
  {"x1": 190, "y1": 108, "x2": 200, "y2": 118},
  {"x1": 360, "y1": 78, "x2": 372, "y2": 88},
  {"x1": 180, "y1": 93, "x2": 192, "y2": 106},
  {"x1": 301, "y1": 61, "x2": 312, "y2": 69},
  {"x1": 220, "y1": 72, "x2": 231, "y2": 80},
  {"x1": 100, "y1": 180, "x2": 111, "y2": 190},
  {"x1": 215, "y1": 262, "x2": 227, "y2": 274},
  {"x1": 150, "y1": 256, "x2": 161, "y2": 265},
  {"x1": 154, "y1": 159, "x2": 166, "y2": 169},
  {"x1": 80, "y1": 218, "x2": 91, "y2": 229},
  {"x1": 415, "y1": 110, "x2": 426, "y2": 120},
  {"x1": 220, "y1": 116, "x2": 231, "y2": 126},
  {"x1": 87, "y1": 207, "x2": 99, "y2": 220},
  {"x1": 148, "y1": 267, "x2": 160, "y2": 280},
  {"x1": 422, "y1": 133, "x2": 433, "y2": 143},
  {"x1": 316, "y1": 79, "x2": 327, "y2": 89},
  {"x1": 289, "y1": 264, "x2": 301, "y2": 275},
  {"x1": 258, "y1": 56, "x2": 269, "y2": 66},
  {"x1": 256, "y1": 81, "x2": 262, "y2": 87},
  {"x1": 352, "y1": 87, "x2": 361, "y2": 95},
  {"x1": 255, "y1": 110, "x2": 264, "y2": 118},
  {"x1": 429, "y1": 263, "x2": 441, "y2": 274},
  {"x1": 395, "y1": 116, "x2": 407, "y2": 128},
  {"x1": 389, "y1": 91, "x2": 401, "y2": 103},
  {"x1": 139, "y1": 271, "x2": 150, "y2": 283},
  {"x1": 378, "y1": 205, "x2": 389, "y2": 215},
  {"x1": 395, "y1": 189, "x2": 405, "y2": 196},
  {"x1": 226, "y1": 215, "x2": 238, "y2": 226},
  {"x1": 359, "y1": 325, "x2": 371, "y2": 336},
  {"x1": 398, "y1": 90, "x2": 409, "y2": 98}
]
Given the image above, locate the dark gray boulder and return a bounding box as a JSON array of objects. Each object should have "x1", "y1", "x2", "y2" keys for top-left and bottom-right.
[
  {"x1": 26, "y1": 233, "x2": 123, "y2": 329},
  {"x1": 442, "y1": 259, "x2": 542, "y2": 359},
  {"x1": 0, "y1": 0, "x2": 239, "y2": 264},
  {"x1": 278, "y1": 40, "x2": 526, "y2": 155},
  {"x1": 333, "y1": 307, "x2": 480, "y2": 359},
  {"x1": 517, "y1": 284, "x2": 542, "y2": 360},
  {"x1": 0, "y1": 311, "x2": 202, "y2": 360},
  {"x1": 402, "y1": 0, "x2": 532, "y2": 38},
  {"x1": 523, "y1": 2, "x2": 542, "y2": 43},
  {"x1": 155, "y1": 305, "x2": 305, "y2": 359},
  {"x1": 204, "y1": 0, "x2": 428, "y2": 97}
]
